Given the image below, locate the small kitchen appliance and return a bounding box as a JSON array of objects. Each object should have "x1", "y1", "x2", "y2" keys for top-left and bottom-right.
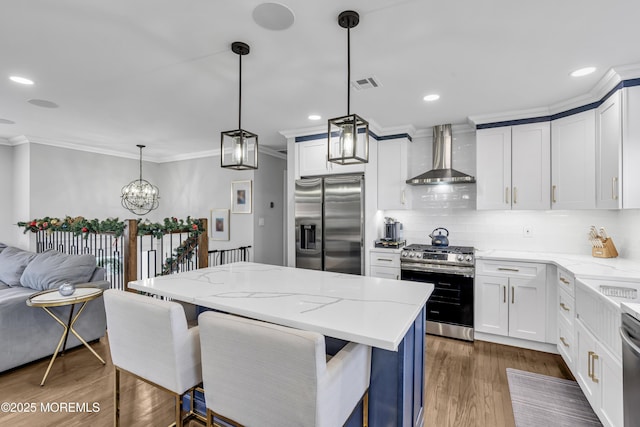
[
  {"x1": 429, "y1": 227, "x2": 449, "y2": 247},
  {"x1": 375, "y1": 217, "x2": 405, "y2": 248},
  {"x1": 384, "y1": 217, "x2": 404, "y2": 241},
  {"x1": 401, "y1": 244, "x2": 475, "y2": 341}
]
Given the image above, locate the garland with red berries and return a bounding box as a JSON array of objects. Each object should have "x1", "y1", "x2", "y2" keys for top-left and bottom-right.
[{"x1": 17, "y1": 216, "x2": 206, "y2": 276}]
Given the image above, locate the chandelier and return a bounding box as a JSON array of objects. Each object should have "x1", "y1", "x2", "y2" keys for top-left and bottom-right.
[
  {"x1": 327, "y1": 10, "x2": 369, "y2": 165},
  {"x1": 121, "y1": 144, "x2": 159, "y2": 215},
  {"x1": 221, "y1": 41, "x2": 258, "y2": 170}
]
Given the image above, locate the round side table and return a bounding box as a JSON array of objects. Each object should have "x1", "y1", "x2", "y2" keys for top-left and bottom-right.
[{"x1": 26, "y1": 286, "x2": 106, "y2": 386}]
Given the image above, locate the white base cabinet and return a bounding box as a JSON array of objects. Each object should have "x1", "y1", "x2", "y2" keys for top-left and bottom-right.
[
  {"x1": 575, "y1": 318, "x2": 623, "y2": 427},
  {"x1": 369, "y1": 249, "x2": 401, "y2": 280},
  {"x1": 475, "y1": 260, "x2": 547, "y2": 342},
  {"x1": 556, "y1": 267, "x2": 576, "y2": 370}
]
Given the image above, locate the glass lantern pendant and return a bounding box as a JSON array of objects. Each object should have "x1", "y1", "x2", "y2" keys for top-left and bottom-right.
[
  {"x1": 121, "y1": 144, "x2": 160, "y2": 215},
  {"x1": 221, "y1": 41, "x2": 258, "y2": 170},
  {"x1": 328, "y1": 10, "x2": 369, "y2": 165}
]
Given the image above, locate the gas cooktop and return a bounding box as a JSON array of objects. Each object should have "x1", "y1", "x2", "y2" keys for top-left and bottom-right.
[
  {"x1": 401, "y1": 244, "x2": 475, "y2": 266},
  {"x1": 403, "y1": 244, "x2": 474, "y2": 254}
]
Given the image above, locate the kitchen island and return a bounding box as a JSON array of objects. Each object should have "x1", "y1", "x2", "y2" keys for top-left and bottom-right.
[{"x1": 129, "y1": 262, "x2": 433, "y2": 427}]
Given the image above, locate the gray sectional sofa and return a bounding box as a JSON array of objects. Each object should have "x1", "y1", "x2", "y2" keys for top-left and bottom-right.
[{"x1": 0, "y1": 242, "x2": 109, "y2": 373}]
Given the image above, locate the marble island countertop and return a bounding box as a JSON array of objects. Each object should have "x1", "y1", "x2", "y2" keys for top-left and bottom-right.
[
  {"x1": 129, "y1": 262, "x2": 433, "y2": 351},
  {"x1": 476, "y1": 250, "x2": 640, "y2": 281}
]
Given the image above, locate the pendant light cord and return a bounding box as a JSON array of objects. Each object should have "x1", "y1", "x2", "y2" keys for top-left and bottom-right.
[
  {"x1": 238, "y1": 53, "x2": 242, "y2": 131},
  {"x1": 139, "y1": 145, "x2": 143, "y2": 182},
  {"x1": 347, "y1": 25, "x2": 351, "y2": 115}
]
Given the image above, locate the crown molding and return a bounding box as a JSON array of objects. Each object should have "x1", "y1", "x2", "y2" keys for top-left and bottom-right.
[
  {"x1": 6, "y1": 134, "x2": 285, "y2": 163},
  {"x1": 469, "y1": 62, "x2": 640, "y2": 126},
  {"x1": 413, "y1": 123, "x2": 475, "y2": 139}
]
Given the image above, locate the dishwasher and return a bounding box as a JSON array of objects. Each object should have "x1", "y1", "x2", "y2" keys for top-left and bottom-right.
[{"x1": 621, "y1": 312, "x2": 640, "y2": 425}]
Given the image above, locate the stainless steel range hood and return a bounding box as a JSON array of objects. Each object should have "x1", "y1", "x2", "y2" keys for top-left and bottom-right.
[{"x1": 406, "y1": 124, "x2": 475, "y2": 185}]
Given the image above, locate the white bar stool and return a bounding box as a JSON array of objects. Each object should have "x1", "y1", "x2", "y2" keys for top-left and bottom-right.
[
  {"x1": 198, "y1": 311, "x2": 371, "y2": 427},
  {"x1": 104, "y1": 289, "x2": 204, "y2": 426}
]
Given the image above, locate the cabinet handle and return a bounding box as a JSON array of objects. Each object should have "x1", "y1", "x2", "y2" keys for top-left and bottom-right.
[
  {"x1": 559, "y1": 302, "x2": 570, "y2": 312},
  {"x1": 552, "y1": 185, "x2": 557, "y2": 203},
  {"x1": 513, "y1": 187, "x2": 517, "y2": 204},
  {"x1": 588, "y1": 351, "x2": 594, "y2": 379},
  {"x1": 505, "y1": 187, "x2": 510, "y2": 204},
  {"x1": 511, "y1": 286, "x2": 515, "y2": 304},
  {"x1": 376, "y1": 258, "x2": 393, "y2": 262},
  {"x1": 559, "y1": 337, "x2": 569, "y2": 348},
  {"x1": 401, "y1": 190, "x2": 406, "y2": 205},
  {"x1": 591, "y1": 352, "x2": 599, "y2": 383},
  {"x1": 498, "y1": 267, "x2": 520, "y2": 272},
  {"x1": 396, "y1": 275, "x2": 399, "y2": 280},
  {"x1": 612, "y1": 177, "x2": 619, "y2": 200},
  {"x1": 503, "y1": 285, "x2": 506, "y2": 303},
  {"x1": 559, "y1": 276, "x2": 570, "y2": 285}
]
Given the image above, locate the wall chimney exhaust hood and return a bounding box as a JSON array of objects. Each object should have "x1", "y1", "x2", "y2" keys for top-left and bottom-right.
[{"x1": 406, "y1": 124, "x2": 475, "y2": 185}]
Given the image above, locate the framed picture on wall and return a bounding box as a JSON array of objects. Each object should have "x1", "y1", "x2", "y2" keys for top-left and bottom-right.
[
  {"x1": 231, "y1": 180, "x2": 252, "y2": 214},
  {"x1": 210, "y1": 209, "x2": 230, "y2": 240}
]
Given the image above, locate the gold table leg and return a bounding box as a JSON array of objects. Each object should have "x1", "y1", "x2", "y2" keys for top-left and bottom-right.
[{"x1": 39, "y1": 301, "x2": 106, "y2": 386}]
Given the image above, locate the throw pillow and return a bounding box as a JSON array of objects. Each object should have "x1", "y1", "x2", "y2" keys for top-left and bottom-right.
[
  {"x1": 20, "y1": 250, "x2": 97, "y2": 291},
  {"x1": 0, "y1": 246, "x2": 37, "y2": 286}
]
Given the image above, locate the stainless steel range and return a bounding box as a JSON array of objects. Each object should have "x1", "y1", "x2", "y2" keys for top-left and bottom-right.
[{"x1": 401, "y1": 244, "x2": 475, "y2": 341}]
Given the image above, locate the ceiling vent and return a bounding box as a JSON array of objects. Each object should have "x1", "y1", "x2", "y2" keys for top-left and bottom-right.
[{"x1": 352, "y1": 76, "x2": 381, "y2": 91}]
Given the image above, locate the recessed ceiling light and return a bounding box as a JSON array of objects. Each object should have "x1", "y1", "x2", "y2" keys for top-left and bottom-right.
[
  {"x1": 308, "y1": 114, "x2": 321, "y2": 120},
  {"x1": 570, "y1": 67, "x2": 596, "y2": 77},
  {"x1": 423, "y1": 94, "x2": 440, "y2": 102},
  {"x1": 9, "y1": 76, "x2": 34, "y2": 85},
  {"x1": 28, "y1": 99, "x2": 59, "y2": 108}
]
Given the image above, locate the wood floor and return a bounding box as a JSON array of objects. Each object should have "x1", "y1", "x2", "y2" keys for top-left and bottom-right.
[{"x1": 0, "y1": 334, "x2": 572, "y2": 427}]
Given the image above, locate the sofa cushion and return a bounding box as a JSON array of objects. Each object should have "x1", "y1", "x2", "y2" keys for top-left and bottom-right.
[
  {"x1": 0, "y1": 246, "x2": 37, "y2": 286},
  {"x1": 20, "y1": 250, "x2": 97, "y2": 291},
  {"x1": 0, "y1": 242, "x2": 7, "y2": 253}
]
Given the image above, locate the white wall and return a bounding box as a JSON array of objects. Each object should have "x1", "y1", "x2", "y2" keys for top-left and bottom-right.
[
  {"x1": 159, "y1": 155, "x2": 255, "y2": 252},
  {"x1": 253, "y1": 153, "x2": 286, "y2": 265},
  {"x1": 28, "y1": 143, "x2": 161, "y2": 221},
  {"x1": 3, "y1": 142, "x2": 287, "y2": 263},
  {"x1": 0, "y1": 145, "x2": 14, "y2": 245}
]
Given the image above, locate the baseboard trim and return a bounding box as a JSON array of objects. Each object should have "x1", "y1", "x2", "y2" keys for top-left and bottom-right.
[{"x1": 475, "y1": 332, "x2": 559, "y2": 354}]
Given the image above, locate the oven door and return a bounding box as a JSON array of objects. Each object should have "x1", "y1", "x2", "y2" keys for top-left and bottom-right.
[{"x1": 401, "y1": 268, "x2": 474, "y2": 341}]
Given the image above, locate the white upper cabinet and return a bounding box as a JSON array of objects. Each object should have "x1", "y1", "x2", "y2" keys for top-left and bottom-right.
[
  {"x1": 476, "y1": 127, "x2": 512, "y2": 209},
  {"x1": 377, "y1": 138, "x2": 411, "y2": 210},
  {"x1": 622, "y1": 85, "x2": 640, "y2": 208},
  {"x1": 476, "y1": 122, "x2": 550, "y2": 210},
  {"x1": 551, "y1": 110, "x2": 596, "y2": 209},
  {"x1": 596, "y1": 91, "x2": 623, "y2": 209},
  {"x1": 297, "y1": 139, "x2": 365, "y2": 177}
]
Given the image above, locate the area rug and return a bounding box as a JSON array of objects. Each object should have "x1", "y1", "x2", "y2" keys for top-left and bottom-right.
[{"x1": 506, "y1": 368, "x2": 602, "y2": 427}]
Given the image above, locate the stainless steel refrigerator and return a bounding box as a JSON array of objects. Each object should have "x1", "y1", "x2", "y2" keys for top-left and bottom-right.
[{"x1": 295, "y1": 175, "x2": 364, "y2": 275}]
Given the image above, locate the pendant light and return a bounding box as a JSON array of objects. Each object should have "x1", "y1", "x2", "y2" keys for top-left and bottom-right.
[
  {"x1": 221, "y1": 41, "x2": 258, "y2": 170},
  {"x1": 121, "y1": 144, "x2": 160, "y2": 215},
  {"x1": 328, "y1": 10, "x2": 369, "y2": 165}
]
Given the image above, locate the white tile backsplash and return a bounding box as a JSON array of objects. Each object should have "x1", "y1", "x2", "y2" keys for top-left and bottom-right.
[{"x1": 385, "y1": 208, "x2": 628, "y2": 256}]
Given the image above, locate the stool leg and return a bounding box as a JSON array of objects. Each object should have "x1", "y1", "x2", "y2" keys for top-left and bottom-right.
[{"x1": 114, "y1": 369, "x2": 120, "y2": 427}]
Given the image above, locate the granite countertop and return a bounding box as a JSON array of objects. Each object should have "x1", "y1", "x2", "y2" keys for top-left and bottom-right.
[{"x1": 129, "y1": 262, "x2": 433, "y2": 351}]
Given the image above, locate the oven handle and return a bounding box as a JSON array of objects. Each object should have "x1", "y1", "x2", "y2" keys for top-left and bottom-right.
[{"x1": 401, "y1": 263, "x2": 475, "y2": 277}]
